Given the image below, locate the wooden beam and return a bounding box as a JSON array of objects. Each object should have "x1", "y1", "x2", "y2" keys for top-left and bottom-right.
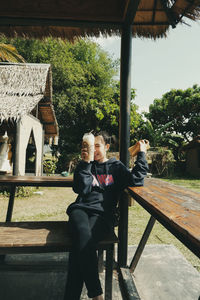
[
  {"x1": 42, "y1": 122, "x2": 56, "y2": 125},
  {"x1": 118, "y1": 267, "x2": 141, "y2": 300},
  {"x1": 0, "y1": 16, "x2": 122, "y2": 30},
  {"x1": 123, "y1": 0, "x2": 141, "y2": 25},
  {"x1": 38, "y1": 103, "x2": 51, "y2": 107},
  {"x1": 160, "y1": 0, "x2": 177, "y2": 28},
  {"x1": 0, "y1": 16, "x2": 170, "y2": 28},
  {"x1": 152, "y1": 0, "x2": 158, "y2": 23},
  {"x1": 127, "y1": 22, "x2": 170, "y2": 26},
  {"x1": 118, "y1": 192, "x2": 129, "y2": 267}
]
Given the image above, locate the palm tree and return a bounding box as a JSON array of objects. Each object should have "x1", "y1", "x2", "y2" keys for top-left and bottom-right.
[{"x1": 0, "y1": 43, "x2": 25, "y2": 63}]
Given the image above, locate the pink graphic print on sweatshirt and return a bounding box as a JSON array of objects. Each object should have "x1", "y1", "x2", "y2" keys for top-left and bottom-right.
[{"x1": 92, "y1": 174, "x2": 114, "y2": 187}]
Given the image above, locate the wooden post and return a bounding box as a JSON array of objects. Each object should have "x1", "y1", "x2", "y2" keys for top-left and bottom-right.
[
  {"x1": 119, "y1": 24, "x2": 132, "y2": 166},
  {"x1": 5, "y1": 122, "x2": 19, "y2": 222},
  {"x1": 118, "y1": 191, "x2": 129, "y2": 267},
  {"x1": 118, "y1": 24, "x2": 132, "y2": 267}
]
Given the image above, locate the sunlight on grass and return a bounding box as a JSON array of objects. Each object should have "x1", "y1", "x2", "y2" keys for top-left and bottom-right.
[{"x1": 160, "y1": 177, "x2": 200, "y2": 192}]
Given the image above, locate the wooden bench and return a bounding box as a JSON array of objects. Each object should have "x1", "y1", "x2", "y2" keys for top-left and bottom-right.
[{"x1": 0, "y1": 176, "x2": 118, "y2": 300}]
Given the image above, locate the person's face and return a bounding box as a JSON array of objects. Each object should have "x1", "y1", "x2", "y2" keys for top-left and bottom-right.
[{"x1": 94, "y1": 136, "x2": 110, "y2": 163}]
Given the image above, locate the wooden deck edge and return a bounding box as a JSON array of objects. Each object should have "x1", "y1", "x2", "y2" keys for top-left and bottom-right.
[{"x1": 118, "y1": 267, "x2": 141, "y2": 300}]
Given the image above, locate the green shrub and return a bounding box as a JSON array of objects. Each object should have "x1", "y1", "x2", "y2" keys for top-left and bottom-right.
[
  {"x1": 43, "y1": 159, "x2": 57, "y2": 175},
  {"x1": 150, "y1": 148, "x2": 175, "y2": 177},
  {"x1": 56, "y1": 152, "x2": 81, "y2": 174},
  {"x1": 0, "y1": 186, "x2": 36, "y2": 197}
]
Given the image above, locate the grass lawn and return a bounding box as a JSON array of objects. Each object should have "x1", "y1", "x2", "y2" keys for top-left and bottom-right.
[
  {"x1": 160, "y1": 176, "x2": 200, "y2": 192},
  {"x1": 0, "y1": 177, "x2": 199, "y2": 273}
]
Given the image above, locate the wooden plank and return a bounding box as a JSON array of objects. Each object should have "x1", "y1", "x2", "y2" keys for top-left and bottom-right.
[
  {"x1": 129, "y1": 216, "x2": 156, "y2": 272},
  {"x1": 0, "y1": 221, "x2": 118, "y2": 250},
  {"x1": 119, "y1": 267, "x2": 141, "y2": 300},
  {"x1": 128, "y1": 178, "x2": 200, "y2": 258},
  {"x1": 0, "y1": 175, "x2": 73, "y2": 187},
  {"x1": 0, "y1": 16, "x2": 122, "y2": 29},
  {"x1": 123, "y1": 0, "x2": 141, "y2": 25}
]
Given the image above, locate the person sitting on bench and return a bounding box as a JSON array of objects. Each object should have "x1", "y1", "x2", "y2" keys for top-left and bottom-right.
[{"x1": 64, "y1": 131, "x2": 149, "y2": 300}]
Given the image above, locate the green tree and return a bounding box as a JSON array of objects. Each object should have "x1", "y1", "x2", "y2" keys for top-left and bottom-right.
[
  {"x1": 137, "y1": 119, "x2": 184, "y2": 159},
  {"x1": 1, "y1": 36, "x2": 142, "y2": 169},
  {"x1": 145, "y1": 85, "x2": 200, "y2": 141}
]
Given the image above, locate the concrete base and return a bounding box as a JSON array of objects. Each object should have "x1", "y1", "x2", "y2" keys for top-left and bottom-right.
[
  {"x1": 0, "y1": 245, "x2": 199, "y2": 300},
  {"x1": 128, "y1": 245, "x2": 200, "y2": 300},
  {"x1": 0, "y1": 253, "x2": 68, "y2": 300},
  {"x1": 0, "y1": 252, "x2": 122, "y2": 300}
]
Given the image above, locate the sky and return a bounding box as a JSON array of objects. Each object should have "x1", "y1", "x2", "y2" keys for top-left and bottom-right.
[{"x1": 92, "y1": 19, "x2": 200, "y2": 113}]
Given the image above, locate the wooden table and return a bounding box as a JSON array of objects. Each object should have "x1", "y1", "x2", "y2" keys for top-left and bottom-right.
[
  {"x1": 0, "y1": 175, "x2": 73, "y2": 187},
  {"x1": 0, "y1": 175, "x2": 73, "y2": 222},
  {"x1": 0, "y1": 175, "x2": 117, "y2": 300},
  {"x1": 128, "y1": 178, "x2": 200, "y2": 271},
  {"x1": 1, "y1": 175, "x2": 199, "y2": 257}
]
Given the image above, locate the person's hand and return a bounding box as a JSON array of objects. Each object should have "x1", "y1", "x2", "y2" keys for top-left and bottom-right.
[{"x1": 138, "y1": 139, "x2": 149, "y2": 153}]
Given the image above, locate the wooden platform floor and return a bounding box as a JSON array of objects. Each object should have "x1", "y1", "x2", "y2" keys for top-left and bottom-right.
[{"x1": 0, "y1": 245, "x2": 199, "y2": 300}]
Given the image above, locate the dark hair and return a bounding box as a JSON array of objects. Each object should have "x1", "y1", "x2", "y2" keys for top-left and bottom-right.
[{"x1": 94, "y1": 131, "x2": 111, "y2": 145}]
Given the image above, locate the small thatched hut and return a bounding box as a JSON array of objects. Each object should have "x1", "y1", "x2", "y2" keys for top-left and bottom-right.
[
  {"x1": 0, "y1": 62, "x2": 58, "y2": 176},
  {"x1": 182, "y1": 135, "x2": 200, "y2": 177}
]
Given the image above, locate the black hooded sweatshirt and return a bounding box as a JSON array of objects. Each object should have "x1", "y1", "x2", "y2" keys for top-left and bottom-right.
[{"x1": 67, "y1": 152, "x2": 148, "y2": 221}]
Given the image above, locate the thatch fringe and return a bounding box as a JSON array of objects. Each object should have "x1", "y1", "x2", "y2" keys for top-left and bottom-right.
[
  {"x1": 0, "y1": 25, "x2": 169, "y2": 41},
  {"x1": 0, "y1": 26, "x2": 122, "y2": 41},
  {"x1": 132, "y1": 25, "x2": 169, "y2": 39},
  {"x1": 0, "y1": 0, "x2": 200, "y2": 40},
  {"x1": 0, "y1": 95, "x2": 43, "y2": 122}
]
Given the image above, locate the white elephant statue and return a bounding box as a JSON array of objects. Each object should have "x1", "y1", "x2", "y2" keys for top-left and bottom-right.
[{"x1": 0, "y1": 131, "x2": 12, "y2": 173}]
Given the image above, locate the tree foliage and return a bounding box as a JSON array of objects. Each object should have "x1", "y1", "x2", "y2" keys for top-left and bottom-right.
[
  {"x1": 145, "y1": 85, "x2": 200, "y2": 141},
  {"x1": 0, "y1": 36, "x2": 142, "y2": 169}
]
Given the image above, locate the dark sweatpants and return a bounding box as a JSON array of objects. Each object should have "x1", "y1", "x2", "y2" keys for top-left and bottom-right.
[{"x1": 64, "y1": 208, "x2": 111, "y2": 299}]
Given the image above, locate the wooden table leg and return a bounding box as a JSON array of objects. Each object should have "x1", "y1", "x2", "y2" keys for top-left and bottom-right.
[
  {"x1": 6, "y1": 184, "x2": 16, "y2": 222},
  {"x1": 0, "y1": 185, "x2": 16, "y2": 261},
  {"x1": 129, "y1": 215, "x2": 156, "y2": 272}
]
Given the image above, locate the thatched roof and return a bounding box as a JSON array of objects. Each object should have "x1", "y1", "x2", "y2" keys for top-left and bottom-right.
[
  {"x1": 182, "y1": 135, "x2": 200, "y2": 150},
  {"x1": 0, "y1": 0, "x2": 200, "y2": 39},
  {"x1": 0, "y1": 62, "x2": 58, "y2": 138}
]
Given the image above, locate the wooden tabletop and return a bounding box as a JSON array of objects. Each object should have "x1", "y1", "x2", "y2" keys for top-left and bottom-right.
[
  {"x1": 0, "y1": 175, "x2": 73, "y2": 187},
  {"x1": 128, "y1": 178, "x2": 200, "y2": 258}
]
